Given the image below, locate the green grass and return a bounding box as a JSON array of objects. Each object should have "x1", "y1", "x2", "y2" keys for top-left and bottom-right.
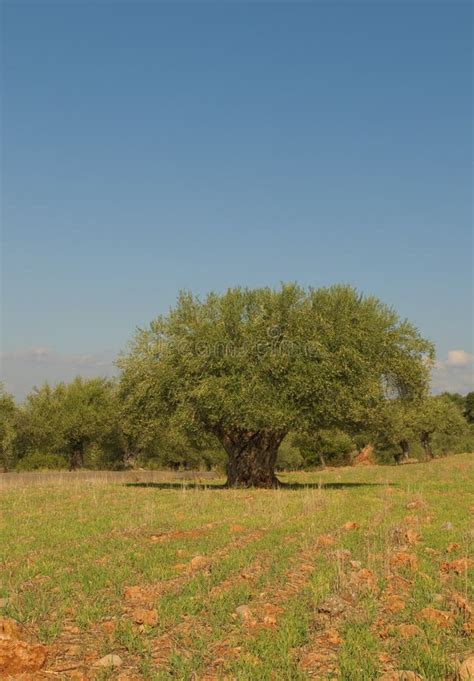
[{"x1": 0, "y1": 454, "x2": 472, "y2": 679}]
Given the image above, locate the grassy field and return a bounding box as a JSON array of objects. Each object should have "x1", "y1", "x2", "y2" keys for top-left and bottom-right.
[{"x1": 1, "y1": 454, "x2": 473, "y2": 680}]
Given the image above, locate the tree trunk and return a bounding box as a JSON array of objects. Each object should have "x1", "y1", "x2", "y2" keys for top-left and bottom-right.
[
  {"x1": 214, "y1": 427, "x2": 286, "y2": 488},
  {"x1": 420, "y1": 432, "x2": 434, "y2": 460},
  {"x1": 69, "y1": 444, "x2": 84, "y2": 470},
  {"x1": 394, "y1": 439, "x2": 410, "y2": 464}
]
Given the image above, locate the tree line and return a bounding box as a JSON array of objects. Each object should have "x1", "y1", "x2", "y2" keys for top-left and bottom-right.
[{"x1": 1, "y1": 285, "x2": 473, "y2": 484}]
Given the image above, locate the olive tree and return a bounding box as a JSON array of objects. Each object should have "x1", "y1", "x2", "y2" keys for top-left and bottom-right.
[
  {"x1": 0, "y1": 384, "x2": 17, "y2": 472},
  {"x1": 17, "y1": 378, "x2": 117, "y2": 469},
  {"x1": 415, "y1": 395, "x2": 467, "y2": 459},
  {"x1": 119, "y1": 284, "x2": 433, "y2": 487}
]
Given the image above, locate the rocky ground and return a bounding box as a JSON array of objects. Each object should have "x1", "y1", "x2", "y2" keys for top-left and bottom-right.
[{"x1": 0, "y1": 454, "x2": 473, "y2": 679}]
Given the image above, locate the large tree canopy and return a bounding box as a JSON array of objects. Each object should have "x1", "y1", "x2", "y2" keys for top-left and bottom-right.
[{"x1": 118, "y1": 284, "x2": 434, "y2": 487}]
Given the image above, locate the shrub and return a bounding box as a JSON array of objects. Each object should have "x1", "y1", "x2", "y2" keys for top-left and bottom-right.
[{"x1": 16, "y1": 451, "x2": 67, "y2": 471}]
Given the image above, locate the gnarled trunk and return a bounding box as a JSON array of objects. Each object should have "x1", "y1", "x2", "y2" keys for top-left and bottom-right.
[
  {"x1": 420, "y1": 431, "x2": 434, "y2": 459},
  {"x1": 214, "y1": 427, "x2": 286, "y2": 488}
]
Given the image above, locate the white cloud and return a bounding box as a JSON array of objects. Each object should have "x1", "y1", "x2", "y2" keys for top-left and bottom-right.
[
  {"x1": 0, "y1": 347, "x2": 118, "y2": 400},
  {"x1": 431, "y1": 348, "x2": 474, "y2": 395},
  {"x1": 444, "y1": 349, "x2": 474, "y2": 368}
]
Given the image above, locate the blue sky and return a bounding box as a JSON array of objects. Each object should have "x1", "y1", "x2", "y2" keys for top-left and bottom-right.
[{"x1": 1, "y1": 1, "x2": 473, "y2": 399}]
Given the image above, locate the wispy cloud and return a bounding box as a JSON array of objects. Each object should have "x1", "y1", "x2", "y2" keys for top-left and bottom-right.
[
  {"x1": 431, "y1": 348, "x2": 474, "y2": 395},
  {"x1": 0, "y1": 347, "x2": 118, "y2": 400}
]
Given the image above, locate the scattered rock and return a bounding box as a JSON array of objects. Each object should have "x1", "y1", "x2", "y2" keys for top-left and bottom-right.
[
  {"x1": 350, "y1": 568, "x2": 376, "y2": 592},
  {"x1": 378, "y1": 672, "x2": 422, "y2": 681},
  {"x1": 190, "y1": 555, "x2": 209, "y2": 571},
  {"x1": 396, "y1": 624, "x2": 423, "y2": 638},
  {"x1": 406, "y1": 500, "x2": 423, "y2": 510},
  {"x1": 462, "y1": 615, "x2": 474, "y2": 636},
  {"x1": 124, "y1": 586, "x2": 144, "y2": 601},
  {"x1": 132, "y1": 609, "x2": 158, "y2": 626},
  {"x1": 417, "y1": 607, "x2": 453, "y2": 628},
  {"x1": 94, "y1": 653, "x2": 123, "y2": 668},
  {"x1": 102, "y1": 620, "x2": 116, "y2": 635},
  {"x1": 446, "y1": 542, "x2": 459, "y2": 553},
  {"x1": 317, "y1": 595, "x2": 348, "y2": 617},
  {"x1": 441, "y1": 558, "x2": 474, "y2": 575},
  {"x1": 459, "y1": 656, "x2": 474, "y2": 680},
  {"x1": 384, "y1": 595, "x2": 406, "y2": 613},
  {"x1": 390, "y1": 552, "x2": 418, "y2": 571},
  {"x1": 350, "y1": 560, "x2": 362, "y2": 570},
  {"x1": 405, "y1": 529, "x2": 420, "y2": 545},
  {"x1": 442, "y1": 522, "x2": 453, "y2": 531},
  {"x1": 333, "y1": 549, "x2": 351, "y2": 562},
  {"x1": 316, "y1": 534, "x2": 335, "y2": 548},
  {"x1": 0, "y1": 640, "x2": 47, "y2": 674},
  {"x1": 0, "y1": 618, "x2": 23, "y2": 641},
  {"x1": 343, "y1": 521, "x2": 360, "y2": 531},
  {"x1": 451, "y1": 592, "x2": 472, "y2": 614},
  {"x1": 235, "y1": 605, "x2": 252, "y2": 621},
  {"x1": 173, "y1": 562, "x2": 188, "y2": 572}
]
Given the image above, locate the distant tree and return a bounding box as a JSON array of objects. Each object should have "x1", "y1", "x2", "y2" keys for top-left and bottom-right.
[
  {"x1": 119, "y1": 284, "x2": 433, "y2": 487},
  {"x1": 415, "y1": 395, "x2": 467, "y2": 459},
  {"x1": 464, "y1": 391, "x2": 474, "y2": 424},
  {"x1": 15, "y1": 384, "x2": 67, "y2": 463},
  {"x1": 375, "y1": 394, "x2": 468, "y2": 463},
  {"x1": 59, "y1": 377, "x2": 117, "y2": 469},
  {"x1": 294, "y1": 429, "x2": 354, "y2": 468},
  {"x1": 440, "y1": 391, "x2": 466, "y2": 412},
  {"x1": 376, "y1": 399, "x2": 418, "y2": 463},
  {"x1": 17, "y1": 378, "x2": 117, "y2": 470},
  {"x1": 0, "y1": 384, "x2": 17, "y2": 472}
]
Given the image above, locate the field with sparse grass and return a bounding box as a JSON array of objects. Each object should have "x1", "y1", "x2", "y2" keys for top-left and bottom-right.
[{"x1": 1, "y1": 454, "x2": 473, "y2": 680}]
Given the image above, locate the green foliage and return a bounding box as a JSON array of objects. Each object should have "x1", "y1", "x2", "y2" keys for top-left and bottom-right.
[
  {"x1": 118, "y1": 284, "x2": 433, "y2": 483},
  {"x1": 374, "y1": 395, "x2": 468, "y2": 463},
  {"x1": 16, "y1": 451, "x2": 67, "y2": 471},
  {"x1": 464, "y1": 391, "x2": 474, "y2": 423},
  {"x1": 0, "y1": 384, "x2": 17, "y2": 471},
  {"x1": 15, "y1": 378, "x2": 122, "y2": 470},
  {"x1": 293, "y1": 429, "x2": 354, "y2": 467},
  {"x1": 276, "y1": 436, "x2": 304, "y2": 470}
]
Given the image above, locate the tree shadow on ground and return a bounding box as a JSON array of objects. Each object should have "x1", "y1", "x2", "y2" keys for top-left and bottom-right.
[{"x1": 125, "y1": 481, "x2": 394, "y2": 491}]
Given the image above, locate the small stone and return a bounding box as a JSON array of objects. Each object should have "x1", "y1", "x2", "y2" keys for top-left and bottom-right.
[
  {"x1": 94, "y1": 653, "x2": 123, "y2": 668},
  {"x1": 132, "y1": 609, "x2": 158, "y2": 626},
  {"x1": 189, "y1": 555, "x2": 208, "y2": 571},
  {"x1": 0, "y1": 640, "x2": 47, "y2": 674},
  {"x1": 316, "y1": 534, "x2": 335, "y2": 548},
  {"x1": 441, "y1": 558, "x2": 474, "y2": 575},
  {"x1": 390, "y1": 552, "x2": 418, "y2": 571},
  {"x1": 235, "y1": 605, "x2": 252, "y2": 621},
  {"x1": 442, "y1": 521, "x2": 453, "y2": 531},
  {"x1": 417, "y1": 607, "x2": 453, "y2": 628},
  {"x1": 0, "y1": 617, "x2": 23, "y2": 641},
  {"x1": 343, "y1": 521, "x2": 360, "y2": 531},
  {"x1": 396, "y1": 623, "x2": 423, "y2": 638},
  {"x1": 459, "y1": 656, "x2": 474, "y2": 681},
  {"x1": 378, "y1": 673, "x2": 422, "y2": 681}
]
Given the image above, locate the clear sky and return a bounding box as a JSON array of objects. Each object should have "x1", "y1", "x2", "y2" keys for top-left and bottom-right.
[{"x1": 1, "y1": 1, "x2": 473, "y2": 399}]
